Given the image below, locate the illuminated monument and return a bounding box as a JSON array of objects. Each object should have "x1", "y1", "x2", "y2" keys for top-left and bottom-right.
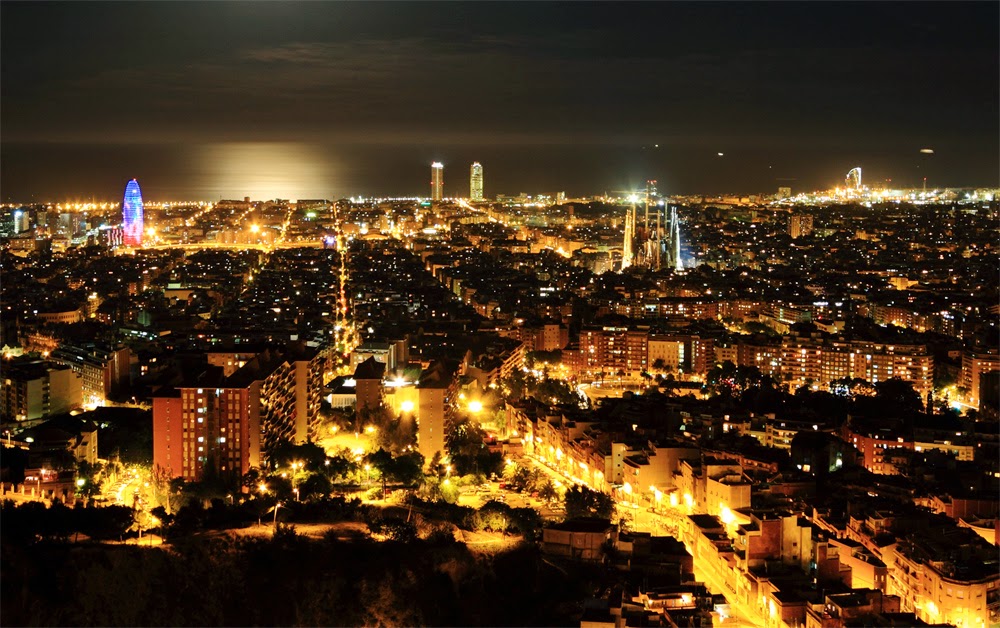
[{"x1": 121, "y1": 178, "x2": 144, "y2": 246}]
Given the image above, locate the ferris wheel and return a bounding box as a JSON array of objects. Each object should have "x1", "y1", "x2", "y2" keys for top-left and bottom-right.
[{"x1": 845, "y1": 167, "x2": 862, "y2": 190}]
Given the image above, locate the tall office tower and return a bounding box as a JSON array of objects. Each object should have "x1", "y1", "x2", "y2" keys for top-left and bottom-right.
[
  {"x1": 470, "y1": 162, "x2": 484, "y2": 201},
  {"x1": 121, "y1": 178, "x2": 144, "y2": 246},
  {"x1": 430, "y1": 162, "x2": 444, "y2": 201}
]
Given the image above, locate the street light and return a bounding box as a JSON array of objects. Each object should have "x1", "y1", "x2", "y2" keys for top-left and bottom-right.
[{"x1": 273, "y1": 502, "x2": 283, "y2": 530}]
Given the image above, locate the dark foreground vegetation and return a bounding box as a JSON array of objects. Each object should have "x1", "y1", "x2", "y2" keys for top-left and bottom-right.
[
  {"x1": 0, "y1": 492, "x2": 610, "y2": 627},
  {"x1": 1, "y1": 525, "x2": 598, "y2": 627}
]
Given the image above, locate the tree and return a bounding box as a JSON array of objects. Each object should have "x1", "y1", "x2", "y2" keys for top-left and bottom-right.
[
  {"x1": 321, "y1": 455, "x2": 359, "y2": 481},
  {"x1": 446, "y1": 420, "x2": 502, "y2": 477},
  {"x1": 153, "y1": 464, "x2": 182, "y2": 513},
  {"x1": 427, "y1": 451, "x2": 446, "y2": 478},
  {"x1": 75, "y1": 460, "x2": 104, "y2": 499},
  {"x1": 390, "y1": 452, "x2": 425, "y2": 486},
  {"x1": 298, "y1": 473, "x2": 333, "y2": 500},
  {"x1": 537, "y1": 479, "x2": 558, "y2": 503},
  {"x1": 418, "y1": 476, "x2": 459, "y2": 504},
  {"x1": 874, "y1": 378, "x2": 923, "y2": 414},
  {"x1": 270, "y1": 442, "x2": 328, "y2": 473},
  {"x1": 376, "y1": 416, "x2": 416, "y2": 453},
  {"x1": 563, "y1": 485, "x2": 615, "y2": 520},
  {"x1": 80, "y1": 504, "x2": 135, "y2": 540},
  {"x1": 640, "y1": 371, "x2": 652, "y2": 388}
]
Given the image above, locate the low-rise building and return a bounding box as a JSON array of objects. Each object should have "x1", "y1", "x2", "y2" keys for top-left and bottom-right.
[
  {"x1": 884, "y1": 526, "x2": 1000, "y2": 627},
  {"x1": 543, "y1": 518, "x2": 616, "y2": 562},
  {"x1": 1, "y1": 357, "x2": 82, "y2": 421}
]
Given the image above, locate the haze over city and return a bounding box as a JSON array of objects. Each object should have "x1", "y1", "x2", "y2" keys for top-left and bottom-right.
[{"x1": 2, "y1": 2, "x2": 998, "y2": 201}]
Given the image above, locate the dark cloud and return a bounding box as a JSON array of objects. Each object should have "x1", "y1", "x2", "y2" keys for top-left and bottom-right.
[{"x1": 1, "y1": 1, "x2": 997, "y2": 198}]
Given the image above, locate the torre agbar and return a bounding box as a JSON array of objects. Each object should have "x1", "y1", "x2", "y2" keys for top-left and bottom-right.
[{"x1": 121, "y1": 178, "x2": 144, "y2": 246}]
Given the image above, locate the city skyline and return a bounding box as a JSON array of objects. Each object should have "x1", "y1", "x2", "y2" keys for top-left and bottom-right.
[
  {"x1": 1, "y1": 3, "x2": 998, "y2": 628},
  {"x1": 2, "y1": 2, "x2": 998, "y2": 200}
]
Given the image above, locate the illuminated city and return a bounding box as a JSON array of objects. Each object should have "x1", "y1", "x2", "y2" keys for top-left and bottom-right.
[{"x1": 1, "y1": 3, "x2": 997, "y2": 628}]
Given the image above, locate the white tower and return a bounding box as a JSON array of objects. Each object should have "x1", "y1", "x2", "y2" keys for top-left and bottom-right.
[{"x1": 431, "y1": 162, "x2": 444, "y2": 201}]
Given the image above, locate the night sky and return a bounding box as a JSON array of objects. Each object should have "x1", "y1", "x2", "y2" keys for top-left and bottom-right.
[{"x1": 2, "y1": 2, "x2": 997, "y2": 201}]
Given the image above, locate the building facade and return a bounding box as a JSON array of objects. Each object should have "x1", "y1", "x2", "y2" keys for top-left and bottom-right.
[
  {"x1": 470, "y1": 162, "x2": 484, "y2": 201},
  {"x1": 431, "y1": 162, "x2": 444, "y2": 201},
  {"x1": 121, "y1": 178, "x2": 144, "y2": 247},
  {"x1": 1, "y1": 358, "x2": 82, "y2": 421}
]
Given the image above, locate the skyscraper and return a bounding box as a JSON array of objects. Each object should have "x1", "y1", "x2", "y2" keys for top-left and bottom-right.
[
  {"x1": 430, "y1": 162, "x2": 444, "y2": 201},
  {"x1": 470, "y1": 162, "x2": 484, "y2": 201},
  {"x1": 121, "y1": 178, "x2": 144, "y2": 247}
]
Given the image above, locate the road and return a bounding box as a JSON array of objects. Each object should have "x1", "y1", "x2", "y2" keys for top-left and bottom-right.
[{"x1": 519, "y1": 453, "x2": 764, "y2": 628}]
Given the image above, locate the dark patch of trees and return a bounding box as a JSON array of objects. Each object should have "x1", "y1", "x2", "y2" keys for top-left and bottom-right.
[
  {"x1": 1, "y1": 514, "x2": 588, "y2": 627},
  {"x1": 564, "y1": 485, "x2": 615, "y2": 520}
]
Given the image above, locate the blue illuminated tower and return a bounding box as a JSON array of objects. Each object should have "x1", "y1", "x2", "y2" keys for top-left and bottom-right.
[{"x1": 121, "y1": 179, "x2": 144, "y2": 246}]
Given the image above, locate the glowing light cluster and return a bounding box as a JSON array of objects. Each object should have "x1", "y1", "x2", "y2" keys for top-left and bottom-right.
[{"x1": 121, "y1": 179, "x2": 144, "y2": 246}]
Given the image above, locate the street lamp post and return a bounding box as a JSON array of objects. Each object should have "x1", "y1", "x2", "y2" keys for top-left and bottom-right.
[{"x1": 273, "y1": 502, "x2": 283, "y2": 531}]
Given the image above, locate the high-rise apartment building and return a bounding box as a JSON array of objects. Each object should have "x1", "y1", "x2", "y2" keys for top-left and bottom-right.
[
  {"x1": 788, "y1": 214, "x2": 814, "y2": 239},
  {"x1": 430, "y1": 162, "x2": 444, "y2": 201},
  {"x1": 470, "y1": 162, "x2": 484, "y2": 201},
  {"x1": 414, "y1": 360, "x2": 458, "y2": 464},
  {"x1": 12, "y1": 209, "x2": 29, "y2": 234},
  {"x1": 121, "y1": 179, "x2": 144, "y2": 247},
  {"x1": 961, "y1": 349, "x2": 999, "y2": 409},
  {"x1": 152, "y1": 344, "x2": 329, "y2": 482}
]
